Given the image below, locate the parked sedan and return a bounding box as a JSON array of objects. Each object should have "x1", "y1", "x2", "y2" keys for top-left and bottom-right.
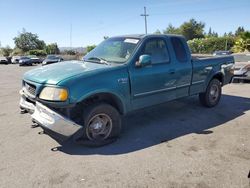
[
  {"x1": 232, "y1": 54, "x2": 250, "y2": 83},
  {"x1": 19, "y1": 56, "x2": 33, "y2": 66},
  {"x1": 28, "y1": 55, "x2": 42, "y2": 64},
  {"x1": 213, "y1": 51, "x2": 232, "y2": 56},
  {"x1": 42, "y1": 55, "x2": 63, "y2": 66},
  {"x1": 0, "y1": 57, "x2": 8, "y2": 64}
]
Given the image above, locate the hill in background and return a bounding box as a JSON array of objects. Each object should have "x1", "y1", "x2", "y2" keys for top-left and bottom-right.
[{"x1": 59, "y1": 47, "x2": 87, "y2": 54}]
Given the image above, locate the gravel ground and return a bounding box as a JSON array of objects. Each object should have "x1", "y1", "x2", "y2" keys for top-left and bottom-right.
[{"x1": 0, "y1": 64, "x2": 250, "y2": 188}]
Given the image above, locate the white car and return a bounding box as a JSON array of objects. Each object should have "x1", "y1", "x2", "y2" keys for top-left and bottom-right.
[{"x1": 11, "y1": 56, "x2": 21, "y2": 64}]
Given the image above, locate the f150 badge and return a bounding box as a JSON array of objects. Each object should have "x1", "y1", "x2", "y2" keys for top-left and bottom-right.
[{"x1": 118, "y1": 78, "x2": 128, "y2": 84}]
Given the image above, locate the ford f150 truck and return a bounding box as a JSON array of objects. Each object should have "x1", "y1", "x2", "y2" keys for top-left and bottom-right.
[{"x1": 20, "y1": 34, "x2": 234, "y2": 146}]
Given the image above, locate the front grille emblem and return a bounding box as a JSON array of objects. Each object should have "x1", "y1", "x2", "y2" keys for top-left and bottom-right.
[{"x1": 24, "y1": 82, "x2": 36, "y2": 97}]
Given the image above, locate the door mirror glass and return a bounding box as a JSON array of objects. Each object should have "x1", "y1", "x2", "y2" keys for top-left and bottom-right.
[{"x1": 137, "y1": 55, "x2": 152, "y2": 67}]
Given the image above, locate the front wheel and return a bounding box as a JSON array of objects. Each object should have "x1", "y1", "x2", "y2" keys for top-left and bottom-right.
[
  {"x1": 199, "y1": 79, "x2": 222, "y2": 107},
  {"x1": 74, "y1": 103, "x2": 121, "y2": 147}
]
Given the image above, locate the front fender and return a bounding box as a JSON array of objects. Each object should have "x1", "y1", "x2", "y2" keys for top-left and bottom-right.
[
  {"x1": 58, "y1": 65, "x2": 131, "y2": 114},
  {"x1": 76, "y1": 89, "x2": 128, "y2": 114}
]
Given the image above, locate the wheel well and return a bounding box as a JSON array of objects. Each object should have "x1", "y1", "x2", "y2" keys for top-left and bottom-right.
[
  {"x1": 79, "y1": 93, "x2": 124, "y2": 115},
  {"x1": 213, "y1": 73, "x2": 224, "y2": 85}
]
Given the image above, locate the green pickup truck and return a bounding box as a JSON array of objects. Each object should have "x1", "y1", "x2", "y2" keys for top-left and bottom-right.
[{"x1": 20, "y1": 34, "x2": 234, "y2": 145}]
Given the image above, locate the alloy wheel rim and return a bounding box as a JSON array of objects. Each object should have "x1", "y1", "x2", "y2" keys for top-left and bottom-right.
[
  {"x1": 86, "y1": 113, "x2": 112, "y2": 141},
  {"x1": 209, "y1": 84, "x2": 219, "y2": 103}
]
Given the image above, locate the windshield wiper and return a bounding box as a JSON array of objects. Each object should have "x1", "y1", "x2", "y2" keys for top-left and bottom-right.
[{"x1": 85, "y1": 57, "x2": 110, "y2": 65}]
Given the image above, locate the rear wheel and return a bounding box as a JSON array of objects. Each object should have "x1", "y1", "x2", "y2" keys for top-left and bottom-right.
[
  {"x1": 199, "y1": 79, "x2": 221, "y2": 107},
  {"x1": 74, "y1": 103, "x2": 121, "y2": 147}
]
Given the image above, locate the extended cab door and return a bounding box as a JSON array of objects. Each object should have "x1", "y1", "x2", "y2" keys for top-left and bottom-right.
[
  {"x1": 129, "y1": 37, "x2": 178, "y2": 110},
  {"x1": 169, "y1": 37, "x2": 192, "y2": 98}
]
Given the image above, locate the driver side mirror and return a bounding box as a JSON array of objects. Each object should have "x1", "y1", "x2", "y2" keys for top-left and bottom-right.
[{"x1": 136, "y1": 55, "x2": 152, "y2": 67}]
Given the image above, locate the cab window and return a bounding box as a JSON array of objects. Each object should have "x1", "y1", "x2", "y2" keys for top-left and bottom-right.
[{"x1": 141, "y1": 38, "x2": 170, "y2": 64}]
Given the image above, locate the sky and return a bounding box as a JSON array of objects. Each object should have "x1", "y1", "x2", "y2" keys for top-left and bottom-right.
[{"x1": 0, "y1": 0, "x2": 249, "y2": 48}]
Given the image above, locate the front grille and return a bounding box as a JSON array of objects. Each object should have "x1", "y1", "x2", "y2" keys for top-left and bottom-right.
[{"x1": 25, "y1": 82, "x2": 36, "y2": 96}]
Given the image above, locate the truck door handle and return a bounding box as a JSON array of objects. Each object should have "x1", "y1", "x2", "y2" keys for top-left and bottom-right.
[{"x1": 169, "y1": 69, "x2": 175, "y2": 74}]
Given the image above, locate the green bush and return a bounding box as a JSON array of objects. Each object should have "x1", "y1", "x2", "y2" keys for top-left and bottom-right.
[
  {"x1": 45, "y1": 43, "x2": 60, "y2": 54},
  {"x1": 28, "y1": 49, "x2": 47, "y2": 56},
  {"x1": 87, "y1": 45, "x2": 96, "y2": 53},
  {"x1": 188, "y1": 37, "x2": 235, "y2": 54},
  {"x1": 232, "y1": 32, "x2": 250, "y2": 52}
]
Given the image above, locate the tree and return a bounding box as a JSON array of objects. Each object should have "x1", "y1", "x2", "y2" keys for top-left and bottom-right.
[
  {"x1": 223, "y1": 32, "x2": 234, "y2": 37},
  {"x1": 87, "y1": 45, "x2": 96, "y2": 52},
  {"x1": 28, "y1": 49, "x2": 47, "y2": 56},
  {"x1": 180, "y1": 19, "x2": 205, "y2": 40},
  {"x1": 163, "y1": 24, "x2": 181, "y2": 35},
  {"x1": 208, "y1": 27, "x2": 212, "y2": 36},
  {"x1": 212, "y1": 32, "x2": 218, "y2": 37},
  {"x1": 162, "y1": 19, "x2": 205, "y2": 40},
  {"x1": 154, "y1": 29, "x2": 162, "y2": 34},
  {"x1": 235, "y1": 26, "x2": 245, "y2": 37},
  {"x1": 206, "y1": 27, "x2": 218, "y2": 38},
  {"x1": 0, "y1": 46, "x2": 13, "y2": 57},
  {"x1": 45, "y1": 43, "x2": 60, "y2": 54},
  {"x1": 13, "y1": 29, "x2": 45, "y2": 52},
  {"x1": 11, "y1": 48, "x2": 24, "y2": 56},
  {"x1": 232, "y1": 31, "x2": 250, "y2": 52}
]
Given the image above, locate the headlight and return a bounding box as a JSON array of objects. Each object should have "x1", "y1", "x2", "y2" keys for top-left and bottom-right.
[{"x1": 39, "y1": 87, "x2": 68, "y2": 101}]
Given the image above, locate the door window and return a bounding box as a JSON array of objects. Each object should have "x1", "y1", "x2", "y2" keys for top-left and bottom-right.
[{"x1": 141, "y1": 39, "x2": 170, "y2": 64}]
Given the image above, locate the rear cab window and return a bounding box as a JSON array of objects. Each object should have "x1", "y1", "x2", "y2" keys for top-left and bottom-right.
[{"x1": 171, "y1": 37, "x2": 188, "y2": 63}]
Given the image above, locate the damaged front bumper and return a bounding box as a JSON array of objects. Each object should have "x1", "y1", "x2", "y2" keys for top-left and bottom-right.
[
  {"x1": 19, "y1": 91, "x2": 82, "y2": 139},
  {"x1": 20, "y1": 96, "x2": 35, "y2": 113},
  {"x1": 19, "y1": 89, "x2": 35, "y2": 113},
  {"x1": 31, "y1": 102, "x2": 81, "y2": 137}
]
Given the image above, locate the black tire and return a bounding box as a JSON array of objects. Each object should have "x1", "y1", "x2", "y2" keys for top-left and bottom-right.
[
  {"x1": 74, "y1": 103, "x2": 121, "y2": 147},
  {"x1": 199, "y1": 79, "x2": 221, "y2": 107}
]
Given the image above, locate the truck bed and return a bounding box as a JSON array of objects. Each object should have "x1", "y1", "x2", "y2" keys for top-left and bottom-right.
[
  {"x1": 190, "y1": 55, "x2": 234, "y2": 95},
  {"x1": 192, "y1": 55, "x2": 234, "y2": 65}
]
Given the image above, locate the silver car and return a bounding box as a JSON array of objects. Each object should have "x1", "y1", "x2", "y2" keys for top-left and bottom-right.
[
  {"x1": 0, "y1": 57, "x2": 8, "y2": 64},
  {"x1": 232, "y1": 54, "x2": 250, "y2": 83}
]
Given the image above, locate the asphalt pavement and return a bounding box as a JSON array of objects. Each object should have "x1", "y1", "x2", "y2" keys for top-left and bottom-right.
[{"x1": 0, "y1": 64, "x2": 249, "y2": 188}]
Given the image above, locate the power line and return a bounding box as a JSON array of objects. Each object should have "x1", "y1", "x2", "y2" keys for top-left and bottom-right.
[
  {"x1": 150, "y1": 5, "x2": 248, "y2": 16},
  {"x1": 140, "y1": 7, "x2": 149, "y2": 34}
]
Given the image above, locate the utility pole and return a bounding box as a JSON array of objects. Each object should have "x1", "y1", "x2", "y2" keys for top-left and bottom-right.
[
  {"x1": 140, "y1": 6, "x2": 149, "y2": 34},
  {"x1": 225, "y1": 39, "x2": 228, "y2": 51},
  {"x1": 70, "y1": 23, "x2": 72, "y2": 50}
]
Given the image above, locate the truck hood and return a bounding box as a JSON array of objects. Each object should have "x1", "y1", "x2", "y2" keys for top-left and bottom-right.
[{"x1": 24, "y1": 60, "x2": 109, "y2": 85}]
